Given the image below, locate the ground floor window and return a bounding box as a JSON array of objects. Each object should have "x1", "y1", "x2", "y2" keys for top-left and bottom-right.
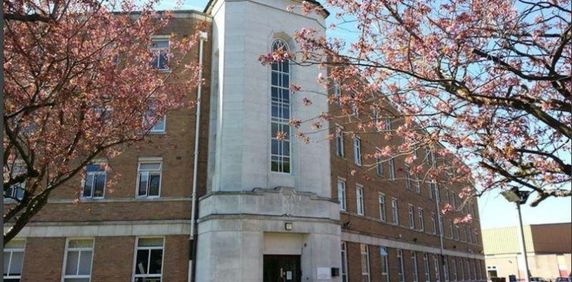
[
  {"x1": 397, "y1": 249, "x2": 405, "y2": 282},
  {"x1": 134, "y1": 237, "x2": 164, "y2": 282},
  {"x1": 360, "y1": 244, "x2": 370, "y2": 282},
  {"x1": 3, "y1": 239, "x2": 25, "y2": 282},
  {"x1": 341, "y1": 242, "x2": 348, "y2": 282},
  {"x1": 380, "y1": 247, "x2": 389, "y2": 282},
  {"x1": 63, "y1": 238, "x2": 94, "y2": 282}
]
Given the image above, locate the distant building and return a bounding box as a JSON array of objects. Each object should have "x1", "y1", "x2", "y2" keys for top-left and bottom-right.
[{"x1": 483, "y1": 223, "x2": 572, "y2": 281}]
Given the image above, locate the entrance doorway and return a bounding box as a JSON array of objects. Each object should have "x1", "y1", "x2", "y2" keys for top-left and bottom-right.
[{"x1": 263, "y1": 255, "x2": 301, "y2": 282}]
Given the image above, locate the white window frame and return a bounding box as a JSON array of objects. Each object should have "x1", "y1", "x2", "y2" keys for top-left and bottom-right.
[
  {"x1": 133, "y1": 237, "x2": 165, "y2": 282},
  {"x1": 388, "y1": 158, "x2": 395, "y2": 180},
  {"x1": 380, "y1": 247, "x2": 390, "y2": 282},
  {"x1": 423, "y1": 253, "x2": 430, "y2": 282},
  {"x1": 405, "y1": 165, "x2": 412, "y2": 191},
  {"x1": 450, "y1": 257, "x2": 457, "y2": 281},
  {"x1": 341, "y1": 242, "x2": 348, "y2": 282},
  {"x1": 431, "y1": 212, "x2": 437, "y2": 235},
  {"x1": 337, "y1": 178, "x2": 347, "y2": 211},
  {"x1": 335, "y1": 125, "x2": 345, "y2": 158},
  {"x1": 360, "y1": 244, "x2": 371, "y2": 282},
  {"x1": 333, "y1": 81, "x2": 341, "y2": 105},
  {"x1": 408, "y1": 204, "x2": 415, "y2": 229},
  {"x1": 82, "y1": 161, "x2": 107, "y2": 199},
  {"x1": 353, "y1": 136, "x2": 362, "y2": 166},
  {"x1": 62, "y1": 238, "x2": 94, "y2": 282},
  {"x1": 150, "y1": 37, "x2": 170, "y2": 71},
  {"x1": 433, "y1": 255, "x2": 441, "y2": 282},
  {"x1": 412, "y1": 251, "x2": 419, "y2": 282},
  {"x1": 378, "y1": 193, "x2": 386, "y2": 222},
  {"x1": 397, "y1": 249, "x2": 405, "y2": 282},
  {"x1": 384, "y1": 117, "x2": 392, "y2": 131},
  {"x1": 356, "y1": 184, "x2": 365, "y2": 216},
  {"x1": 4, "y1": 239, "x2": 25, "y2": 281},
  {"x1": 418, "y1": 208, "x2": 425, "y2": 231},
  {"x1": 391, "y1": 198, "x2": 399, "y2": 225},
  {"x1": 375, "y1": 148, "x2": 383, "y2": 176},
  {"x1": 270, "y1": 39, "x2": 292, "y2": 174},
  {"x1": 136, "y1": 158, "x2": 162, "y2": 198}
]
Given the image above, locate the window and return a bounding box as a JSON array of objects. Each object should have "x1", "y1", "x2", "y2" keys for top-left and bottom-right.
[
  {"x1": 418, "y1": 208, "x2": 425, "y2": 231},
  {"x1": 335, "y1": 125, "x2": 345, "y2": 157},
  {"x1": 337, "y1": 179, "x2": 347, "y2": 211},
  {"x1": 433, "y1": 255, "x2": 441, "y2": 282},
  {"x1": 4, "y1": 240, "x2": 25, "y2": 282},
  {"x1": 270, "y1": 39, "x2": 292, "y2": 173},
  {"x1": 137, "y1": 159, "x2": 162, "y2": 198},
  {"x1": 341, "y1": 242, "x2": 348, "y2": 282},
  {"x1": 405, "y1": 166, "x2": 412, "y2": 191},
  {"x1": 443, "y1": 258, "x2": 450, "y2": 282},
  {"x1": 454, "y1": 225, "x2": 460, "y2": 240},
  {"x1": 429, "y1": 181, "x2": 437, "y2": 200},
  {"x1": 423, "y1": 253, "x2": 430, "y2": 282},
  {"x1": 333, "y1": 81, "x2": 341, "y2": 104},
  {"x1": 411, "y1": 252, "x2": 419, "y2": 282},
  {"x1": 63, "y1": 239, "x2": 94, "y2": 282},
  {"x1": 388, "y1": 159, "x2": 395, "y2": 180},
  {"x1": 378, "y1": 193, "x2": 386, "y2": 222},
  {"x1": 150, "y1": 38, "x2": 169, "y2": 70},
  {"x1": 142, "y1": 99, "x2": 166, "y2": 134},
  {"x1": 380, "y1": 247, "x2": 389, "y2": 282},
  {"x1": 372, "y1": 110, "x2": 381, "y2": 132},
  {"x1": 384, "y1": 117, "x2": 392, "y2": 131},
  {"x1": 134, "y1": 237, "x2": 164, "y2": 282},
  {"x1": 408, "y1": 204, "x2": 415, "y2": 229},
  {"x1": 391, "y1": 198, "x2": 399, "y2": 225},
  {"x1": 356, "y1": 185, "x2": 365, "y2": 216},
  {"x1": 450, "y1": 191, "x2": 456, "y2": 209},
  {"x1": 431, "y1": 212, "x2": 437, "y2": 235},
  {"x1": 353, "y1": 136, "x2": 362, "y2": 166},
  {"x1": 82, "y1": 163, "x2": 106, "y2": 199},
  {"x1": 360, "y1": 244, "x2": 370, "y2": 282},
  {"x1": 450, "y1": 257, "x2": 457, "y2": 281},
  {"x1": 5, "y1": 163, "x2": 26, "y2": 201},
  {"x1": 397, "y1": 249, "x2": 405, "y2": 282},
  {"x1": 448, "y1": 220, "x2": 454, "y2": 239},
  {"x1": 458, "y1": 259, "x2": 464, "y2": 281},
  {"x1": 375, "y1": 148, "x2": 383, "y2": 176},
  {"x1": 415, "y1": 175, "x2": 421, "y2": 193}
]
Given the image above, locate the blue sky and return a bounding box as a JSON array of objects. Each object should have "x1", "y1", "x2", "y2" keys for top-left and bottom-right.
[{"x1": 170, "y1": 0, "x2": 571, "y2": 230}]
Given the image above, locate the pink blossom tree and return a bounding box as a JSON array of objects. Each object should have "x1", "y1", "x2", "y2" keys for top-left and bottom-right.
[
  {"x1": 263, "y1": 0, "x2": 571, "y2": 208},
  {"x1": 3, "y1": 0, "x2": 201, "y2": 242}
]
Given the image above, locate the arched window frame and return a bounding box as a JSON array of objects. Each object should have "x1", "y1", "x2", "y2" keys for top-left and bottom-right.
[{"x1": 270, "y1": 38, "x2": 292, "y2": 173}]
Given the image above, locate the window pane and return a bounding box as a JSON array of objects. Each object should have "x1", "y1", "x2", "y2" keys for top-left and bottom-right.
[
  {"x1": 83, "y1": 175, "x2": 93, "y2": 198},
  {"x1": 69, "y1": 239, "x2": 93, "y2": 249},
  {"x1": 138, "y1": 238, "x2": 163, "y2": 247},
  {"x1": 138, "y1": 172, "x2": 148, "y2": 196},
  {"x1": 139, "y1": 163, "x2": 161, "y2": 170},
  {"x1": 93, "y1": 174, "x2": 106, "y2": 197},
  {"x1": 149, "y1": 174, "x2": 161, "y2": 196},
  {"x1": 9, "y1": 252, "x2": 23, "y2": 275},
  {"x1": 149, "y1": 249, "x2": 163, "y2": 274},
  {"x1": 135, "y1": 249, "x2": 149, "y2": 274},
  {"x1": 78, "y1": 251, "x2": 92, "y2": 275},
  {"x1": 65, "y1": 251, "x2": 80, "y2": 275},
  {"x1": 3, "y1": 252, "x2": 10, "y2": 275}
]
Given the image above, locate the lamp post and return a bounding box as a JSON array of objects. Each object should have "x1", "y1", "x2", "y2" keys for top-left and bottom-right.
[{"x1": 501, "y1": 188, "x2": 532, "y2": 282}]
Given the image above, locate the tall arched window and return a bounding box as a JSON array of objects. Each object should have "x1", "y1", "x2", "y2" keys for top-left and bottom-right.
[{"x1": 270, "y1": 39, "x2": 291, "y2": 173}]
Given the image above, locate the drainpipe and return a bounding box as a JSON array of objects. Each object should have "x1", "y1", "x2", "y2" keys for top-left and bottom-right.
[{"x1": 189, "y1": 30, "x2": 208, "y2": 282}]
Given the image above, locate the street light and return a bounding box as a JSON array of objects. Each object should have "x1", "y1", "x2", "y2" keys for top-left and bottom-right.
[{"x1": 501, "y1": 188, "x2": 532, "y2": 282}]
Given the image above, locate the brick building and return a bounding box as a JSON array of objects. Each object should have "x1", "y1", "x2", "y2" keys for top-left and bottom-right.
[{"x1": 3, "y1": 0, "x2": 486, "y2": 281}]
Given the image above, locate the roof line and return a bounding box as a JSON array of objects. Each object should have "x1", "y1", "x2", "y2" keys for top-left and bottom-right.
[{"x1": 204, "y1": 0, "x2": 329, "y2": 17}]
